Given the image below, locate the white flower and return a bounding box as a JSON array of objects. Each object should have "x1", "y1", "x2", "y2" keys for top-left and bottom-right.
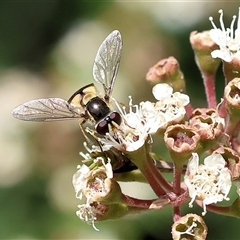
[
  {"x1": 100, "y1": 97, "x2": 151, "y2": 152},
  {"x1": 72, "y1": 157, "x2": 113, "y2": 201},
  {"x1": 72, "y1": 164, "x2": 91, "y2": 199},
  {"x1": 152, "y1": 83, "x2": 189, "y2": 127},
  {"x1": 139, "y1": 100, "x2": 167, "y2": 133},
  {"x1": 209, "y1": 8, "x2": 240, "y2": 62},
  {"x1": 184, "y1": 153, "x2": 232, "y2": 215},
  {"x1": 152, "y1": 83, "x2": 173, "y2": 100},
  {"x1": 100, "y1": 84, "x2": 189, "y2": 152},
  {"x1": 76, "y1": 203, "x2": 99, "y2": 231},
  {"x1": 73, "y1": 156, "x2": 113, "y2": 230},
  {"x1": 152, "y1": 83, "x2": 189, "y2": 105}
]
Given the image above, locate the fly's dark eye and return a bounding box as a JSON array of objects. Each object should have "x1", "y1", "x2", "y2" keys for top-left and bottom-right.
[
  {"x1": 96, "y1": 119, "x2": 109, "y2": 135},
  {"x1": 109, "y1": 111, "x2": 122, "y2": 125},
  {"x1": 96, "y1": 111, "x2": 122, "y2": 135}
]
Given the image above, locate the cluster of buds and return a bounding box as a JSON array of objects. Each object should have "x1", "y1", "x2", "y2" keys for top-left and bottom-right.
[{"x1": 72, "y1": 8, "x2": 240, "y2": 239}]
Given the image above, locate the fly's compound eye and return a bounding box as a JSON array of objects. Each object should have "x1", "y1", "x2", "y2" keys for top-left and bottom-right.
[{"x1": 96, "y1": 111, "x2": 122, "y2": 135}]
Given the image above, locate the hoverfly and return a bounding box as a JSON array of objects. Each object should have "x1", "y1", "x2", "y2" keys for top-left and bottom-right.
[
  {"x1": 12, "y1": 30, "x2": 123, "y2": 137},
  {"x1": 12, "y1": 31, "x2": 179, "y2": 175}
]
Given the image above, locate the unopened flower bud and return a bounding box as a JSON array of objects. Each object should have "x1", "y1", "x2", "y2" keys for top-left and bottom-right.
[
  {"x1": 209, "y1": 9, "x2": 240, "y2": 82},
  {"x1": 146, "y1": 57, "x2": 186, "y2": 93},
  {"x1": 189, "y1": 108, "x2": 226, "y2": 150},
  {"x1": 190, "y1": 31, "x2": 221, "y2": 108},
  {"x1": 164, "y1": 124, "x2": 200, "y2": 165},
  {"x1": 224, "y1": 78, "x2": 240, "y2": 135},
  {"x1": 213, "y1": 147, "x2": 240, "y2": 180},
  {"x1": 171, "y1": 214, "x2": 208, "y2": 240},
  {"x1": 190, "y1": 31, "x2": 220, "y2": 75},
  {"x1": 224, "y1": 78, "x2": 240, "y2": 115},
  {"x1": 223, "y1": 59, "x2": 240, "y2": 83}
]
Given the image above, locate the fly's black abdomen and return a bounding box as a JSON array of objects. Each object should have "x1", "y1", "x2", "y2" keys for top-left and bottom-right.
[{"x1": 86, "y1": 97, "x2": 110, "y2": 121}]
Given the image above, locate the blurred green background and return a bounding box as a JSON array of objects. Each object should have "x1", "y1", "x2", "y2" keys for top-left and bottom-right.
[{"x1": 1, "y1": 1, "x2": 240, "y2": 239}]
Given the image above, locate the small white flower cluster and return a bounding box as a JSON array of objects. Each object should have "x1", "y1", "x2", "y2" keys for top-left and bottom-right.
[
  {"x1": 75, "y1": 203, "x2": 99, "y2": 231},
  {"x1": 184, "y1": 153, "x2": 232, "y2": 215},
  {"x1": 72, "y1": 156, "x2": 113, "y2": 230},
  {"x1": 152, "y1": 83, "x2": 189, "y2": 127},
  {"x1": 209, "y1": 8, "x2": 240, "y2": 62},
  {"x1": 100, "y1": 83, "x2": 189, "y2": 152},
  {"x1": 72, "y1": 83, "x2": 190, "y2": 229}
]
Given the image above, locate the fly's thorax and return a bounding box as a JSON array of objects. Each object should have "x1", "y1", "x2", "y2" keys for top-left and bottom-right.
[
  {"x1": 81, "y1": 89, "x2": 97, "y2": 106},
  {"x1": 86, "y1": 96, "x2": 111, "y2": 122},
  {"x1": 68, "y1": 83, "x2": 97, "y2": 108}
]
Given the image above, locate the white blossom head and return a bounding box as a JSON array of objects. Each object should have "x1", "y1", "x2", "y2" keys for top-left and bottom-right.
[
  {"x1": 99, "y1": 99, "x2": 150, "y2": 152},
  {"x1": 153, "y1": 83, "x2": 189, "y2": 127},
  {"x1": 72, "y1": 157, "x2": 113, "y2": 202},
  {"x1": 184, "y1": 153, "x2": 232, "y2": 215},
  {"x1": 76, "y1": 203, "x2": 99, "y2": 231},
  {"x1": 209, "y1": 8, "x2": 240, "y2": 62},
  {"x1": 100, "y1": 84, "x2": 189, "y2": 152}
]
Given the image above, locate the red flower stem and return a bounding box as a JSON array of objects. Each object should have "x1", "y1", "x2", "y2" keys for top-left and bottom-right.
[
  {"x1": 218, "y1": 99, "x2": 227, "y2": 118},
  {"x1": 138, "y1": 160, "x2": 166, "y2": 197},
  {"x1": 124, "y1": 143, "x2": 171, "y2": 197},
  {"x1": 146, "y1": 152, "x2": 173, "y2": 192},
  {"x1": 203, "y1": 72, "x2": 217, "y2": 108},
  {"x1": 173, "y1": 206, "x2": 181, "y2": 222},
  {"x1": 167, "y1": 190, "x2": 189, "y2": 207},
  {"x1": 224, "y1": 117, "x2": 240, "y2": 137},
  {"x1": 173, "y1": 166, "x2": 182, "y2": 196},
  {"x1": 172, "y1": 165, "x2": 183, "y2": 221},
  {"x1": 122, "y1": 195, "x2": 155, "y2": 209}
]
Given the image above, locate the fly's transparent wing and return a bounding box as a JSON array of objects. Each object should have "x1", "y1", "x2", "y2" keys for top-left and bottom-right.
[
  {"x1": 12, "y1": 98, "x2": 83, "y2": 121},
  {"x1": 93, "y1": 30, "x2": 122, "y2": 101}
]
